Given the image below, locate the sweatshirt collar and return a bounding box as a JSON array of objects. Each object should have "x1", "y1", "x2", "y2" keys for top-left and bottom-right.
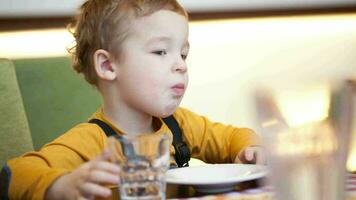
[{"x1": 89, "y1": 107, "x2": 169, "y2": 136}]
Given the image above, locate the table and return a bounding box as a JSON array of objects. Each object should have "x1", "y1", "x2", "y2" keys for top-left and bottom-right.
[
  {"x1": 100, "y1": 173, "x2": 355, "y2": 200},
  {"x1": 167, "y1": 173, "x2": 356, "y2": 200}
]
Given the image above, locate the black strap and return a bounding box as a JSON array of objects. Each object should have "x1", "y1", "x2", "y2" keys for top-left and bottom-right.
[
  {"x1": 162, "y1": 116, "x2": 191, "y2": 167},
  {"x1": 88, "y1": 116, "x2": 191, "y2": 168},
  {"x1": 88, "y1": 119, "x2": 136, "y2": 157},
  {"x1": 0, "y1": 164, "x2": 11, "y2": 200},
  {"x1": 89, "y1": 119, "x2": 117, "y2": 137}
]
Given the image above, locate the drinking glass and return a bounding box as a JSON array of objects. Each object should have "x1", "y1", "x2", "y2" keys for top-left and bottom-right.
[
  {"x1": 254, "y1": 81, "x2": 353, "y2": 200},
  {"x1": 108, "y1": 133, "x2": 170, "y2": 200}
]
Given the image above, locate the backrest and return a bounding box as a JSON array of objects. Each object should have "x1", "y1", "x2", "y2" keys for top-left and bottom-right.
[
  {"x1": 13, "y1": 57, "x2": 101, "y2": 150},
  {"x1": 0, "y1": 59, "x2": 33, "y2": 166}
]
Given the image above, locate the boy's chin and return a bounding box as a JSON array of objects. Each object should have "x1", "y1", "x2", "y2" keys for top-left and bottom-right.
[
  {"x1": 153, "y1": 104, "x2": 179, "y2": 118},
  {"x1": 155, "y1": 110, "x2": 175, "y2": 118},
  {"x1": 159, "y1": 112, "x2": 174, "y2": 118}
]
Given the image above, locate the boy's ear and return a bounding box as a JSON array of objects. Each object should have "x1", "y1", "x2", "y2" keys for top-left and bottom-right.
[{"x1": 93, "y1": 49, "x2": 117, "y2": 81}]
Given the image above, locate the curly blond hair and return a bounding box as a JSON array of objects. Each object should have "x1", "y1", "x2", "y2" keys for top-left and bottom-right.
[{"x1": 68, "y1": 0, "x2": 188, "y2": 86}]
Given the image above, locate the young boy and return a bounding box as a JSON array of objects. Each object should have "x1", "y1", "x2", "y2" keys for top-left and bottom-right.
[{"x1": 1, "y1": 0, "x2": 265, "y2": 199}]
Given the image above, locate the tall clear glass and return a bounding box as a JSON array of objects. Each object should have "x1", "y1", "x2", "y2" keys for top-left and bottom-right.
[{"x1": 108, "y1": 133, "x2": 170, "y2": 200}]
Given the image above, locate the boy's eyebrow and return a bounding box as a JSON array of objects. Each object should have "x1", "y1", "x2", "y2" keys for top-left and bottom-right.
[
  {"x1": 146, "y1": 36, "x2": 190, "y2": 49},
  {"x1": 146, "y1": 36, "x2": 172, "y2": 46}
]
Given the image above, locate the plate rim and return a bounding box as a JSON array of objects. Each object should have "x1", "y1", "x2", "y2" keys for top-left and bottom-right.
[{"x1": 166, "y1": 163, "x2": 267, "y2": 186}]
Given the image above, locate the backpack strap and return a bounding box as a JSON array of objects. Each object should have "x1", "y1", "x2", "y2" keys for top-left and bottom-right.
[
  {"x1": 88, "y1": 115, "x2": 191, "y2": 168},
  {"x1": 162, "y1": 116, "x2": 191, "y2": 168}
]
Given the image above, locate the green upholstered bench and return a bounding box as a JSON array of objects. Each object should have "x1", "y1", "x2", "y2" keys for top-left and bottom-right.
[
  {"x1": 0, "y1": 57, "x2": 101, "y2": 155},
  {"x1": 14, "y1": 57, "x2": 101, "y2": 150},
  {"x1": 0, "y1": 59, "x2": 33, "y2": 166}
]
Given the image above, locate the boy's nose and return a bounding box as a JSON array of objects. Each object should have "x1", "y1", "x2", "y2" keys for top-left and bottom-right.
[{"x1": 173, "y1": 57, "x2": 187, "y2": 73}]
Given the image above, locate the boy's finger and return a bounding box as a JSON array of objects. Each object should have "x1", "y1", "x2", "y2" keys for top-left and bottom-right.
[
  {"x1": 94, "y1": 148, "x2": 111, "y2": 161},
  {"x1": 245, "y1": 148, "x2": 254, "y2": 161},
  {"x1": 88, "y1": 169, "x2": 119, "y2": 185},
  {"x1": 234, "y1": 154, "x2": 243, "y2": 163},
  {"x1": 90, "y1": 161, "x2": 120, "y2": 174},
  {"x1": 80, "y1": 182, "x2": 112, "y2": 198}
]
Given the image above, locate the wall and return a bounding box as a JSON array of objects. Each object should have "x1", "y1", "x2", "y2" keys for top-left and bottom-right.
[
  {"x1": 1, "y1": 0, "x2": 355, "y2": 17},
  {"x1": 180, "y1": 13, "x2": 356, "y2": 130}
]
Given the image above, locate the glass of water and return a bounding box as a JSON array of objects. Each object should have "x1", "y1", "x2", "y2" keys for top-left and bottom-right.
[
  {"x1": 254, "y1": 81, "x2": 353, "y2": 200},
  {"x1": 108, "y1": 133, "x2": 170, "y2": 200}
]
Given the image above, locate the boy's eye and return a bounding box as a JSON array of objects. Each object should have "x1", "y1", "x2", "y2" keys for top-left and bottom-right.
[
  {"x1": 152, "y1": 50, "x2": 167, "y2": 56},
  {"x1": 181, "y1": 54, "x2": 188, "y2": 60}
]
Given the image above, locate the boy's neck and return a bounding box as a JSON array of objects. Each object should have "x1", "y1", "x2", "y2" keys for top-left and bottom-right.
[{"x1": 102, "y1": 100, "x2": 155, "y2": 136}]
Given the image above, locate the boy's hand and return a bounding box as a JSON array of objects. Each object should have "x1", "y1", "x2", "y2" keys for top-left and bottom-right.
[
  {"x1": 45, "y1": 149, "x2": 120, "y2": 200},
  {"x1": 234, "y1": 146, "x2": 266, "y2": 165}
]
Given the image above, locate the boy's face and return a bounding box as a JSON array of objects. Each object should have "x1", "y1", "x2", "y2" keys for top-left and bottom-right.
[{"x1": 113, "y1": 10, "x2": 189, "y2": 117}]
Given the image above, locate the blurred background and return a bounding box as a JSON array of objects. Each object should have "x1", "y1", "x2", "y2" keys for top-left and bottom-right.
[{"x1": 0, "y1": 0, "x2": 355, "y2": 171}]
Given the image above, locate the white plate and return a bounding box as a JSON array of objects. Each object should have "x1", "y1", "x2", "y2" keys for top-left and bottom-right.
[{"x1": 166, "y1": 164, "x2": 267, "y2": 193}]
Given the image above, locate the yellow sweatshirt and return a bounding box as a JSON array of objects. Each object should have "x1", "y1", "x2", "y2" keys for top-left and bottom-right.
[{"x1": 3, "y1": 107, "x2": 261, "y2": 200}]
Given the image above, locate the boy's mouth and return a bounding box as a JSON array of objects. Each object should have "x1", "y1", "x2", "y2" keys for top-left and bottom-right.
[{"x1": 171, "y1": 83, "x2": 185, "y2": 96}]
